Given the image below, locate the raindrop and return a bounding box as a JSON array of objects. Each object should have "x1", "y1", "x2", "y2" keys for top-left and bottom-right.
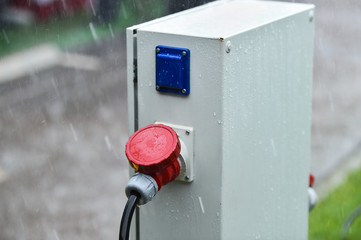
[
  {"x1": 7, "y1": 105, "x2": 14, "y2": 118},
  {"x1": 270, "y1": 138, "x2": 277, "y2": 156},
  {"x1": 121, "y1": 1, "x2": 129, "y2": 19},
  {"x1": 108, "y1": 24, "x2": 115, "y2": 38},
  {"x1": 69, "y1": 123, "x2": 78, "y2": 142},
  {"x1": 89, "y1": 0, "x2": 96, "y2": 16},
  {"x1": 51, "y1": 78, "x2": 60, "y2": 96},
  {"x1": 341, "y1": 207, "x2": 345, "y2": 217},
  {"x1": 198, "y1": 196, "x2": 205, "y2": 214},
  {"x1": 104, "y1": 136, "x2": 112, "y2": 151},
  {"x1": 53, "y1": 230, "x2": 60, "y2": 240},
  {"x1": 2, "y1": 30, "x2": 10, "y2": 44},
  {"x1": 89, "y1": 22, "x2": 98, "y2": 40}
]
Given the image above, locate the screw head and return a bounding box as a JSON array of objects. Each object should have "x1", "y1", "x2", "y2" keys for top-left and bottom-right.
[
  {"x1": 185, "y1": 130, "x2": 190, "y2": 135},
  {"x1": 309, "y1": 10, "x2": 314, "y2": 22},
  {"x1": 156, "y1": 85, "x2": 160, "y2": 90},
  {"x1": 182, "y1": 89, "x2": 187, "y2": 94},
  {"x1": 225, "y1": 41, "x2": 232, "y2": 53},
  {"x1": 182, "y1": 51, "x2": 187, "y2": 56},
  {"x1": 185, "y1": 176, "x2": 190, "y2": 180},
  {"x1": 156, "y1": 48, "x2": 160, "y2": 53}
]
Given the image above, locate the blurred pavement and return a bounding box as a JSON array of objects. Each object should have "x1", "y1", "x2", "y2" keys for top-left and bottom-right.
[
  {"x1": 0, "y1": 34, "x2": 129, "y2": 239},
  {"x1": 311, "y1": 0, "x2": 361, "y2": 184}
]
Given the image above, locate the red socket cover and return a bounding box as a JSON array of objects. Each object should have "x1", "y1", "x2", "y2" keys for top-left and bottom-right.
[{"x1": 125, "y1": 124, "x2": 181, "y2": 190}]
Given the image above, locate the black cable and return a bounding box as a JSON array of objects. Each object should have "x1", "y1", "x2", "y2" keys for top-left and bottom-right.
[
  {"x1": 135, "y1": 207, "x2": 140, "y2": 240},
  {"x1": 341, "y1": 204, "x2": 361, "y2": 240},
  {"x1": 119, "y1": 192, "x2": 140, "y2": 240}
]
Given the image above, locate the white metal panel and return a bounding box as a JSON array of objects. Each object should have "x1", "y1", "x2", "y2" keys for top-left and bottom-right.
[
  {"x1": 139, "y1": 0, "x2": 313, "y2": 39},
  {"x1": 136, "y1": 32, "x2": 224, "y2": 239},
  {"x1": 128, "y1": 1, "x2": 314, "y2": 239},
  {"x1": 221, "y1": 10, "x2": 314, "y2": 239}
]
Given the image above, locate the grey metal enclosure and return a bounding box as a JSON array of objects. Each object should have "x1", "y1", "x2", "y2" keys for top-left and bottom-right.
[{"x1": 127, "y1": 1, "x2": 315, "y2": 239}]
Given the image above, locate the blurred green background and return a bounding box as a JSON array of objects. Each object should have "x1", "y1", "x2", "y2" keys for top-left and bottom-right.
[
  {"x1": 309, "y1": 167, "x2": 361, "y2": 240},
  {"x1": 0, "y1": 0, "x2": 166, "y2": 57}
]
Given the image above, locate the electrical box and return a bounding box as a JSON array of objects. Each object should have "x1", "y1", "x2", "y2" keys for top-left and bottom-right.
[{"x1": 127, "y1": 0, "x2": 314, "y2": 239}]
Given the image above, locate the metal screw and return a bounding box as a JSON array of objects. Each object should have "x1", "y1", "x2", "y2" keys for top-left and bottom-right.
[
  {"x1": 156, "y1": 85, "x2": 160, "y2": 90},
  {"x1": 226, "y1": 41, "x2": 232, "y2": 53},
  {"x1": 185, "y1": 130, "x2": 190, "y2": 135},
  {"x1": 182, "y1": 89, "x2": 187, "y2": 94},
  {"x1": 309, "y1": 11, "x2": 314, "y2": 22},
  {"x1": 156, "y1": 48, "x2": 160, "y2": 53},
  {"x1": 182, "y1": 51, "x2": 187, "y2": 56},
  {"x1": 185, "y1": 176, "x2": 190, "y2": 180}
]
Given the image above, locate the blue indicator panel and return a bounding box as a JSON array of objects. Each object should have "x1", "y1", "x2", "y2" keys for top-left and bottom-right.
[{"x1": 155, "y1": 45, "x2": 190, "y2": 96}]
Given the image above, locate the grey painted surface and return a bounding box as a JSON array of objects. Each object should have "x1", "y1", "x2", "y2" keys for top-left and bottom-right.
[
  {"x1": 136, "y1": 32, "x2": 224, "y2": 240},
  {"x1": 130, "y1": 1, "x2": 314, "y2": 239},
  {"x1": 221, "y1": 10, "x2": 314, "y2": 239}
]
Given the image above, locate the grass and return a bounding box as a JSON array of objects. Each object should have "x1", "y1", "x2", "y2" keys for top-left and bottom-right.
[
  {"x1": 309, "y1": 166, "x2": 361, "y2": 240},
  {"x1": 0, "y1": 0, "x2": 166, "y2": 57}
]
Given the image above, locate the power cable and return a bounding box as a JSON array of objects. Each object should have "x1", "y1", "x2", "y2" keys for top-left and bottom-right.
[{"x1": 119, "y1": 192, "x2": 140, "y2": 240}]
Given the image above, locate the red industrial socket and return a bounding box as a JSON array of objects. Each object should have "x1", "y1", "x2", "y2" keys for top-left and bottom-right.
[{"x1": 125, "y1": 124, "x2": 181, "y2": 190}]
